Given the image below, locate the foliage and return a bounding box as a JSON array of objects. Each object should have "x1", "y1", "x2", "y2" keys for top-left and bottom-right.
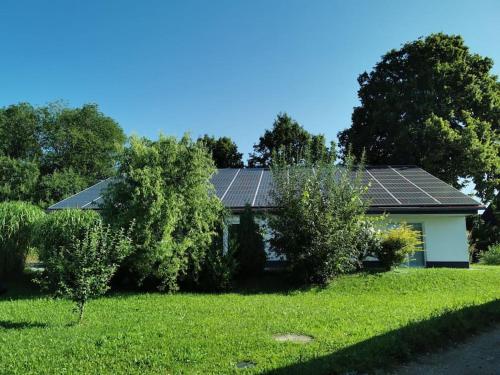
[
  {"x1": 0, "y1": 201, "x2": 45, "y2": 278},
  {"x1": 1, "y1": 268, "x2": 500, "y2": 373},
  {"x1": 249, "y1": 113, "x2": 334, "y2": 167},
  {"x1": 0, "y1": 103, "x2": 43, "y2": 160},
  {"x1": 197, "y1": 135, "x2": 244, "y2": 168},
  {"x1": 38, "y1": 222, "x2": 133, "y2": 322},
  {"x1": 270, "y1": 156, "x2": 373, "y2": 284},
  {"x1": 193, "y1": 222, "x2": 237, "y2": 291},
  {"x1": 36, "y1": 168, "x2": 90, "y2": 207},
  {"x1": 479, "y1": 243, "x2": 500, "y2": 265},
  {"x1": 40, "y1": 103, "x2": 126, "y2": 179},
  {"x1": 35, "y1": 209, "x2": 102, "y2": 264},
  {"x1": 468, "y1": 197, "x2": 500, "y2": 261},
  {"x1": 338, "y1": 33, "x2": 500, "y2": 202},
  {"x1": 0, "y1": 156, "x2": 39, "y2": 202},
  {"x1": 234, "y1": 205, "x2": 266, "y2": 278},
  {"x1": 102, "y1": 135, "x2": 225, "y2": 292},
  {"x1": 374, "y1": 225, "x2": 423, "y2": 270},
  {"x1": 0, "y1": 102, "x2": 125, "y2": 205}
]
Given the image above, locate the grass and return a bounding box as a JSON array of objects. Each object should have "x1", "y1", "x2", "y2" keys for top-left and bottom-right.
[{"x1": 1, "y1": 266, "x2": 500, "y2": 374}]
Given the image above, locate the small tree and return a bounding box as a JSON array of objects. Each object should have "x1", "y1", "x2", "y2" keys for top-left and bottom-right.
[
  {"x1": 270, "y1": 156, "x2": 374, "y2": 284},
  {"x1": 39, "y1": 222, "x2": 133, "y2": 322},
  {"x1": 234, "y1": 205, "x2": 266, "y2": 278},
  {"x1": 373, "y1": 225, "x2": 422, "y2": 271},
  {"x1": 0, "y1": 202, "x2": 45, "y2": 279}
]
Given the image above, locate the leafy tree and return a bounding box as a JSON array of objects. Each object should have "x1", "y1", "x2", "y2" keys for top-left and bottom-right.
[
  {"x1": 38, "y1": 222, "x2": 133, "y2": 322},
  {"x1": 0, "y1": 202, "x2": 45, "y2": 279},
  {"x1": 270, "y1": 157, "x2": 374, "y2": 284},
  {"x1": 234, "y1": 204, "x2": 266, "y2": 278},
  {"x1": 40, "y1": 103, "x2": 126, "y2": 180},
  {"x1": 102, "y1": 135, "x2": 224, "y2": 292},
  {"x1": 0, "y1": 156, "x2": 39, "y2": 202},
  {"x1": 36, "y1": 168, "x2": 89, "y2": 207},
  {"x1": 249, "y1": 113, "x2": 332, "y2": 167},
  {"x1": 197, "y1": 135, "x2": 244, "y2": 168},
  {"x1": 338, "y1": 33, "x2": 500, "y2": 202},
  {"x1": 0, "y1": 103, "x2": 43, "y2": 160}
]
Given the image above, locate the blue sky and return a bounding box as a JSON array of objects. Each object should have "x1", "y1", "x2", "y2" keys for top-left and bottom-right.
[{"x1": 1, "y1": 0, "x2": 499, "y2": 161}]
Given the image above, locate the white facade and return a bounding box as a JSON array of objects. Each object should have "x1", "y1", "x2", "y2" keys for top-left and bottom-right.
[
  {"x1": 224, "y1": 213, "x2": 470, "y2": 267},
  {"x1": 381, "y1": 213, "x2": 469, "y2": 264}
]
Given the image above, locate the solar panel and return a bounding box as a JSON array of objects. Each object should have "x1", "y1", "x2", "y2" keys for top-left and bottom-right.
[{"x1": 48, "y1": 166, "x2": 481, "y2": 212}]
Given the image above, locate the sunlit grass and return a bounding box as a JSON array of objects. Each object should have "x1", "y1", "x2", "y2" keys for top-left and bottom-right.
[{"x1": 1, "y1": 266, "x2": 499, "y2": 374}]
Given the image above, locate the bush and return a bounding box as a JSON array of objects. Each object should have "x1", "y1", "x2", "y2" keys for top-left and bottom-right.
[
  {"x1": 234, "y1": 205, "x2": 266, "y2": 278},
  {"x1": 39, "y1": 222, "x2": 133, "y2": 322},
  {"x1": 101, "y1": 135, "x2": 224, "y2": 292},
  {"x1": 0, "y1": 156, "x2": 39, "y2": 202},
  {"x1": 193, "y1": 224, "x2": 237, "y2": 292},
  {"x1": 35, "y1": 209, "x2": 102, "y2": 263},
  {"x1": 270, "y1": 156, "x2": 375, "y2": 285},
  {"x1": 0, "y1": 202, "x2": 45, "y2": 279},
  {"x1": 479, "y1": 243, "x2": 500, "y2": 265},
  {"x1": 374, "y1": 225, "x2": 422, "y2": 270}
]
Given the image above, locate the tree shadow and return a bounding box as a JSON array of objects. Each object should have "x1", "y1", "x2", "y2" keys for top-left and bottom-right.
[
  {"x1": 263, "y1": 299, "x2": 500, "y2": 374},
  {"x1": 0, "y1": 279, "x2": 46, "y2": 302},
  {"x1": 0, "y1": 320, "x2": 48, "y2": 330}
]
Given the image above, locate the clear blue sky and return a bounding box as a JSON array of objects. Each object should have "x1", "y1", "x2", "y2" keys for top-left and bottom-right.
[{"x1": 1, "y1": 0, "x2": 499, "y2": 162}]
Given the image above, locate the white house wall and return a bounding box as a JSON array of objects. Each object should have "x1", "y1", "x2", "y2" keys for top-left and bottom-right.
[
  {"x1": 379, "y1": 213, "x2": 469, "y2": 266},
  {"x1": 224, "y1": 213, "x2": 470, "y2": 267}
]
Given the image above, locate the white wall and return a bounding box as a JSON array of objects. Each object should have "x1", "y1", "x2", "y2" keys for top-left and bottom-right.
[
  {"x1": 224, "y1": 213, "x2": 470, "y2": 265},
  {"x1": 382, "y1": 214, "x2": 469, "y2": 263}
]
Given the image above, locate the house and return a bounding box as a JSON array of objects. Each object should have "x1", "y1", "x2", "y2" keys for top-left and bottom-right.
[{"x1": 48, "y1": 166, "x2": 482, "y2": 268}]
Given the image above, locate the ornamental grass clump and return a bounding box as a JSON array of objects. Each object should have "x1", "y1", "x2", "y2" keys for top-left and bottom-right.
[
  {"x1": 479, "y1": 243, "x2": 500, "y2": 265},
  {"x1": 0, "y1": 201, "x2": 45, "y2": 279}
]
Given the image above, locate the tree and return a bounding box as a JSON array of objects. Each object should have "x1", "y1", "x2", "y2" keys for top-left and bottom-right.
[
  {"x1": 38, "y1": 221, "x2": 132, "y2": 322},
  {"x1": 197, "y1": 135, "x2": 244, "y2": 168},
  {"x1": 269, "y1": 157, "x2": 374, "y2": 284},
  {"x1": 249, "y1": 113, "x2": 332, "y2": 167},
  {"x1": 36, "y1": 168, "x2": 89, "y2": 207},
  {"x1": 102, "y1": 135, "x2": 225, "y2": 292},
  {"x1": 338, "y1": 33, "x2": 500, "y2": 202},
  {"x1": 0, "y1": 103, "x2": 43, "y2": 160},
  {"x1": 40, "y1": 103, "x2": 126, "y2": 180},
  {"x1": 0, "y1": 156, "x2": 39, "y2": 202}
]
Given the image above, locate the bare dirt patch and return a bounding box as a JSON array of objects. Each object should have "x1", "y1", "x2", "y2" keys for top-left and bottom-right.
[{"x1": 273, "y1": 334, "x2": 314, "y2": 343}]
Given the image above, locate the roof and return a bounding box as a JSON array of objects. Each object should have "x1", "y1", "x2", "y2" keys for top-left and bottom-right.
[{"x1": 48, "y1": 166, "x2": 483, "y2": 214}]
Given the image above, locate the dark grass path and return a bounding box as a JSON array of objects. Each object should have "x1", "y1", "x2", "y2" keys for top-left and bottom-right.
[{"x1": 394, "y1": 324, "x2": 500, "y2": 375}]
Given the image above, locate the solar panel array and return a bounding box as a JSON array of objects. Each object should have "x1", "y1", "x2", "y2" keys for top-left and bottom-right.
[{"x1": 49, "y1": 166, "x2": 480, "y2": 211}]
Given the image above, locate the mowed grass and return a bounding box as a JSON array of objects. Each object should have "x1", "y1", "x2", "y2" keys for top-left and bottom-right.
[{"x1": 1, "y1": 267, "x2": 500, "y2": 374}]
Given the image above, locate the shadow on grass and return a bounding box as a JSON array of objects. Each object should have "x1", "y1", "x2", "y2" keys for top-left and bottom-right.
[
  {"x1": 0, "y1": 320, "x2": 48, "y2": 330},
  {"x1": 263, "y1": 299, "x2": 500, "y2": 375}
]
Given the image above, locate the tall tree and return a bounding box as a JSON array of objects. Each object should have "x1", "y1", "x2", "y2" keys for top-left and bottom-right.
[
  {"x1": 197, "y1": 135, "x2": 243, "y2": 168},
  {"x1": 249, "y1": 113, "x2": 332, "y2": 167},
  {"x1": 41, "y1": 103, "x2": 126, "y2": 180},
  {"x1": 338, "y1": 33, "x2": 500, "y2": 202},
  {"x1": 0, "y1": 103, "x2": 43, "y2": 160}
]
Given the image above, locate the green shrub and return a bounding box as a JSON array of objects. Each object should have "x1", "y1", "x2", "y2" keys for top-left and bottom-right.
[
  {"x1": 194, "y1": 224, "x2": 237, "y2": 291},
  {"x1": 39, "y1": 222, "x2": 133, "y2": 322},
  {"x1": 374, "y1": 224, "x2": 422, "y2": 270},
  {"x1": 0, "y1": 156, "x2": 39, "y2": 202},
  {"x1": 479, "y1": 243, "x2": 500, "y2": 265},
  {"x1": 35, "y1": 209, "x2": 102, "y2": 263},
  {"x1": 0, "y1": 201, "x2": 45, "y2": 278},
  {"x1": 270, "y1": 155, "x2": 375, "y2": 285},
  {"x1": 234, "y1": 205, "x2": 266, "y2": 278},
  {"x1": 101, "y1": 135, "x2": 224, "y2": 292}
]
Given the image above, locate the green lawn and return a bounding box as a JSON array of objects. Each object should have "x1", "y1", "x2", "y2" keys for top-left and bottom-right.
[{"x1": 1, "y1": 267, "x2": 500, "y2": 374}]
